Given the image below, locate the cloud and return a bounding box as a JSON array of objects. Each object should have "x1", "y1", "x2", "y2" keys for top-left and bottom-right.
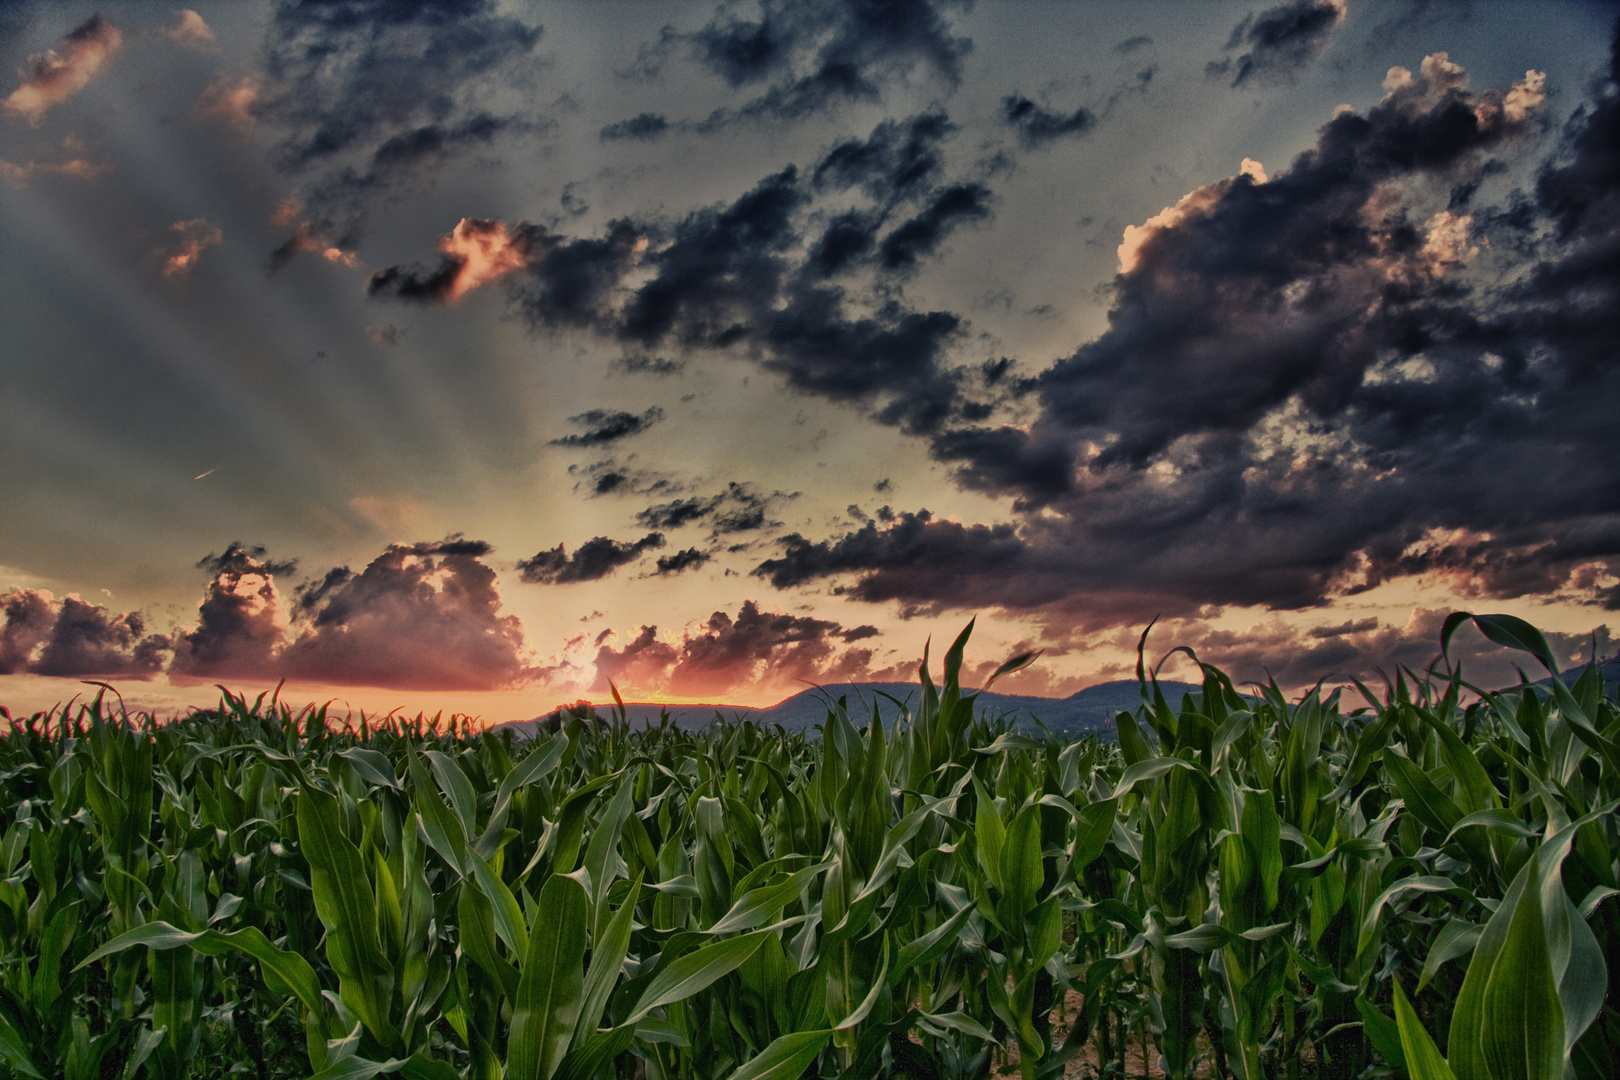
[
  {"x1": 1208, "y1": 0, "x2": 1346, "y2": 88},
  {"x1": 635, "y1": 482, "x2": 789, "y2": 535},
  {"x1": 170, "y1": 544, "x2": 295, "y2": 681},
  {"x1": 0, "y1": 588, "x2": 169, "y2": 679},
  {"x1": 686, "y1": 0, "x2": 971, "y2": 124},
  {"x1": 811, "y1": 112, "x2": 953, "y2": 201},
  {"x1": 371, "y1": 132, "x2": 994, "y2": 438},
  {"x1": 170, "y1": 538, "x2": 536, "y2": 690},
  {"x1": 160, "y1": 219, "x2": 224, "y2": 280},
  {"x1": 751, "y1": 51, "x2": 1620, "y2": 634},
  {"x1": 0, "y1": 136, "x2": 109, "y2": 188},
  {"x1": 590, "y1": 599, "x2": 883, "y2": 697},
  {"x1": 256, "y1": 0, "x2": 543, "y2": 253},
  {"x1": 193, "y1": 74, "x2": 261, "y2": 132},
  {"x1": 165, "y1": 10, "x2": 214, "y2": 48},
  {"x1": 0, "y1": 589, "x2": 54, "y2": 674},
  {"x1": 550, "y1": 407, "x2": 665, "y2": 447},
  {"x1": 654, "y1": 548, "x2": 711, "y2": 575},
  {"x1": 368, "y1": 218, "x2": 544, "y2": 303},
  {"x1": 518, "y1": 533, "x2": 666, "y2": 585},
  {"x1": 600, "y1": 112, "x2": 669, "y2": 141},
  {"x1": 277, "y1": 538, "x2": 534, "y2": 690},
  {"x1": 876, "y1": 182, "x2": 991, "y2": 271},
  {"x1": 1001, "y1": 95, "x2": 1097, "y2": 146},
  {"x1": 4, "y1": 15, "x2": 122, "y2": 126}
]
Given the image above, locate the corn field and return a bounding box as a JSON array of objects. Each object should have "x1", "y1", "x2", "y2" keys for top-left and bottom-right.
[{"x1": 0, "y1": 612, "x2": 1614, "y2": 1080}]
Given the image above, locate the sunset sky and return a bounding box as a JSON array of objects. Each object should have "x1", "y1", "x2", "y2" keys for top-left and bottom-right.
[{"x1": 3, "y1": 0, "x2": 1618, "y2": 723}]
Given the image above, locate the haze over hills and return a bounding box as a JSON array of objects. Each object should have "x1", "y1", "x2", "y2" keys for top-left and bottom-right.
[
  {"x1": 496, "y1": 678, "x2": 1203, "y2": 738},
  {"x1": 494, "y1": 654, "x2": 1620, "y2": 739}
]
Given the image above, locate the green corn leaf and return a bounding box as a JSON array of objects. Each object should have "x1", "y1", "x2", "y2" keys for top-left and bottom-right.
[
  {"x1": 336, "y1": 748, "x2": 399, "y2": 790},
  {"x1": 508, "y1": 873, "x2": 590, "y2": 1080},
  {"x1": 298, "y1": 786, "x2": 398, "y2": 1047},
  {"x1": 1384, "y1": 750, "x2": 1463, "y2": 836},
  {"x1": 915, "y1": 1010, "x2": 997, "y2": 1043},
  {"x1": 554, "y1": 1026, "x2": 637, "y2": 1080},
  {"x1": 1480, "y1": 853, "x2": 1563, "y2": 1080},
  {"x1": 1470, "y1": 614, "x2": 1558, "y2": 674},
  {"x1": 1164, "y1": 921, "x2": 1289, "y2": 953},
  {"x1": 723, "y1": 1029, "x2": 832, "y2": 1080},
  {"x1": 1393, "y1": 982, "x2": 1458, "y2": 1080},
  {"x1": 407, "y1": 745, "x2": 470, "y2": 877},
  {"x1": 972, "y1": 774, "x2": 1006, "y2": 892},
  {"x1": 306, "y1": 1054, "x2": 461, "y2": 1080},
  {"x1": 1357, "y1": 994, "x2": 1407, "y2": 1076},
  {"x1": 1443, "y1": 810, "x2": 1539, "y2": 844},
  {"x1": 0, "y1": 1012, "x2": 44, "y2": 1079},
  {"x1": 76, "y1": 921, "x2": 325, "y2": 1031},
  {"x1": 458, "y1": 880, "x2": 520, "y2": 1001},
  {"x1": 468, "y1": 848, "x2": 529, "y2": 959},
  {"x1": 1359, "y1": 876, "x2": 1474, "y2": 957},
  {"x1": 1418, "y1": 921, "x2": 1483, "y2": 993},
  {"x1": 707, "y1": 858, "x2": 831, "y2": 935},
  {"x1": 625, "y1": 929, "x2": 771, "y2": 1024},
  {"x1": 425, "y1": 750, "x2": 480, "y2": 839},
  {"x1": 894, "y1": 904, "x2": 973, "y2": 977},
  {"x1": 574, "y1": 877, "x2": 640, "y2": 1049},
  {"x1": 998, "y1": 803, "x2": 1044, "y2": 926}
]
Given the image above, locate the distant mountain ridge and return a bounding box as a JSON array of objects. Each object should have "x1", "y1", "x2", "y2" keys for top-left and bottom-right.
[
  {"x1": 494, "y1": 654, "x2": 1620, "y2": 741},
  {"x1": 495, "y1": 678, "x2": 1201, "y2": 738}
]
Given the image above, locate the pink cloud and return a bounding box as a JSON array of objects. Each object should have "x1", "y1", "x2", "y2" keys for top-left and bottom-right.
[
  {"x1": 193, "y1": 74, "x2": 260, "y2": 132},
  {"x1": 160, "y1": 219, "x2": 224, "y2": 279},
  {"x1": 168, "y1": 539, "x2": 537, "y2": 692},
  {"x1": 4, "y1": 16, "x2": 123, "y2": 126},
  {"x1": 0, "y1": 588, "x2": 169, "y2": 679},
  {"x1": 435, "y1": 218, "x2": 538, "y2": 302},
  {"x1": 0, "y1": 136, "x2": 109, "y2": 188},
  {"x1": 591, "y1": 601, "x2": 884, "y2": 699},
  {"x1": 164, "y1": 10, "x2": 215, "y2": 48}
]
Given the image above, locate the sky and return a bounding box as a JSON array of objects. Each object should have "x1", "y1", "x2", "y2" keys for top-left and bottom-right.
[{"x1": 2, "y1": 0, "x2": 1618, "y2": 724}]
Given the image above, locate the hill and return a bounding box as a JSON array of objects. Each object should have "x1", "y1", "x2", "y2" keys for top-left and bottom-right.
[{"x1": 494, "y1": 678, "x2": 1202, "y2": 739}]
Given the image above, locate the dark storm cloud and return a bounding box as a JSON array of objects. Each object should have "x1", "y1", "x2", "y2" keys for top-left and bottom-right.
[
  {"x1": 635, "y1": 483, "x2": 789, "y2": 534},
  {"x1": 754, "y1": 510, "x2": 1030, "y2": 605},
  {"x1": 876, "y1": 182, "x2": 992, "y2": 270},
  {"x1": 0, "y1": 589, "x2": 167, "y2": 679},
  {"x1": 590, "y1": 600, "x2": 881, "y2": 696},
  {"x1": 173, "y1": 538, "x2": 536, "y2": 690},
  {"x1": 1207, "y1": 0, "x2": 1346, "y2": 88},
  {"x1": 613, "y1": 354, "x2": 684, "y2": 376},
  {"x1": 654, "y1": 548, "x2": 711, "y2": 575},
  {"x1": 517, "y1": 533, "x2": 666, "y2": 585},
  {"x1": 620, "y1": 166, "x2": 807, "y2": 345},
  {"x1": 1114, "y1": 35, "x2": 1153, "y2": 55},
  {"x1": 518, "y1": 221, "x2": 650, "y2": 330},
  {"x1": 756, "y1": 50, "x2": 1620, "y2": 633},
  {"x1": 550, "y1": 407, "x2": 665, "y2": 447},
  {"x1": 685, "y1": 0, "x2": 971, "y2": 124},
  {"x1": 259, "y1": 0, "x2": 543, "y2": 253},
  {"x1": 600, "y1": 112, "x2": 669, "y2": 142},
  {"x1": 371, "y1": 122, "x2": 995, "y2": 440},
  {"x1": 1001, "y1": 95, "x2": 1097, "y2": 146},
  {"x1": 811, "y1": 112, "x2": 953, "y2": 200},
  {"x1": 638, "y1": 496, "x2": 723, "y2": 530}
]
